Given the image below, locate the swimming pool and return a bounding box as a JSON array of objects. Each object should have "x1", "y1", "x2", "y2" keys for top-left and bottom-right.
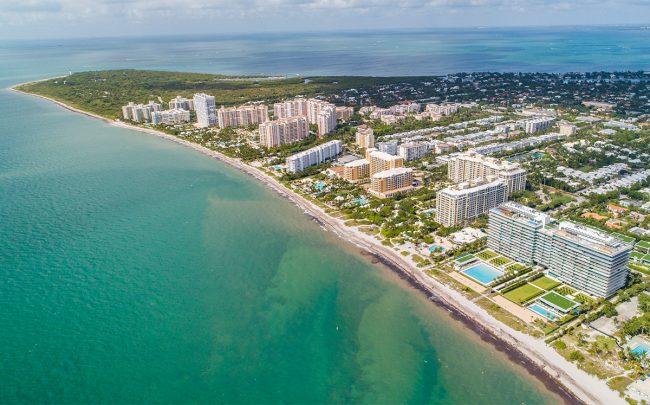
[
  {"x1": 631, "y1": 343, "x2": 649, "y2": 357},
  {"x1": 529, "y1": 304, "x2": 557, "y2": 321},
  {"x1": 462, "y1": 263, "x2": 503, "y2": 285}
]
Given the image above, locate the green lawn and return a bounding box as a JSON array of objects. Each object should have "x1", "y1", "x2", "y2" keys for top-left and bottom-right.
[
  {"x1": 490, "y1": 256, "x2": 512, "y2": 267},
  {"x1": 531, "y1": 276, "x2": 561, "y2": 291},
  {"x1": 631, "y1": 251, "x2": 645, "y2": 261},
  {"x1": 477, "y1": 250, "x2": 497, "y2": 260},
  {"x1": 612, "y1": 232, "x2": 635, "y2": 244},
  {"x1": 455, "y1": 253, "x2": 476, "y2": 265},
  {"x1": 506, "y1": 263, "x2": 527, "y2": 273},
  {"x1": 503, "y1": 284, "x2": 544, "y2": 304},
  {"x1": 540, "y1": 291, "x2": 577, "y2": 311},
  {"x1": 554, "y1": 285, "x2": 576, "y2": 296},
  {"x1": 636, "y1": 240, "x2": 650, "y2": 253}
]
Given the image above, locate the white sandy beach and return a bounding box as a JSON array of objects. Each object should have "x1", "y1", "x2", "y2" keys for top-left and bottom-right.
[{"x1": 12, "y1": 85, "x2": 625, "y2": 405}]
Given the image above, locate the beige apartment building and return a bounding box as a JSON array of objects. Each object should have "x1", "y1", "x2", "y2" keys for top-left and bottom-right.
[
  {"x1": 366, "y1": 149, "x2": 404, "y2": 176},
  {"x1": 259, "y1": 116, "x2": 309, "y2": 148},
  {"x1": 217, "y1": 104, "x2": 268, "y2": 128},
  {"x1": 436, "y1": 177, "x2": 507, "y2": 227},
  {"x1": 447, "y1": 151, "x2": 526, "y2": 196},
  {"x1": 370, "y1": 167, "x2": 414, "y2": 198},
  {"x1": 342, "y1": 159, "x2": 370, "y2": 183},
  {"x1": 355, "y1": 125, "x2": 375, "y2": 149}
]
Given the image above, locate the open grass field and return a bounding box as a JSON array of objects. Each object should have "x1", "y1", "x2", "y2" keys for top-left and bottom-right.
[
  {"x1": 531, "y1": 276, "x2": 561, "y2": 291},
  {"x1": 490, "y1": 256, "x2": 512, "y2": 267},
  {"x1": 540, "y1": 291, "x2": 577, "y2": 311},
  {"x1": 506, "y1": 263, "x2": 527, "y2": 273},
  {"x1": 503, "y1": 284, "x2": 544, "y2": 304}
]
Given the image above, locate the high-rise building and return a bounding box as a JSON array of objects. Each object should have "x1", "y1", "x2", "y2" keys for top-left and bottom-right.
[
  {"x1": 121, "y1": 101, "x2": 162, "y2": 123},
  {"x1": 435, "y1": 177, "x2": 507, "y2": 227},
  {"x1": 342, "y1": 159, "x2": 370, "y2": 183},
  {"x1": 370, "y1": 167, "x2": 414, "y2": 198},
  {"x1": 169, "y1": 96, "x2": 194, "y2": 111},
  {"x1": 399, "y1": 142, "x2": 430, "y2": 161},
  {"x1": 447, "y1": 152, "x2": 526, "y2": 197},
  {"x1": 273, "y1": 98, "x2": 308, "y2": 119},
  {"x1": 316, "y1": 104, "x2": 337, "y2": 136},
  {"x1": 259, "y1": 117, "x2": 309, "y2": 148},
  {"x1": 488, "y1": 202, "x2": 632, "y2": 297},
  {"x1": 193, "y1": 93, "x2": 217, "y2": 127},
  {"x1": 355, "y1": 125, "x2": 375, "y2": 149},
  {"x1": 151, "y1": 108, "x2": 191, "y2": 125},
  {"x1": 367, "y1": 150, "x2": 404, "y2": 175},
  {"x1": 217, "y1": 104, "x2": 268, "y2": 128},
  {"x1": 285, "y1": 140, "x2": 342, "y2": 173}
]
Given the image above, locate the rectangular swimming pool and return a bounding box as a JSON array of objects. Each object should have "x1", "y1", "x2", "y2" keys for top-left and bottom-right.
[
  {"x1": 462, "y1": 263, "x2": 503, "y2": 285},
  {"x1": 529, "y1": 304, "x2": 558, "y2": 321},
  {"x1": 631, "y1": 343, "x2": 649, "y2": 357}
]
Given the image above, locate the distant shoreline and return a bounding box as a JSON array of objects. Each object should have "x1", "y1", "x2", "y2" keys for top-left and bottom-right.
[{"x1": 12, "y1": 82, "x2": 625, "y2": 405}]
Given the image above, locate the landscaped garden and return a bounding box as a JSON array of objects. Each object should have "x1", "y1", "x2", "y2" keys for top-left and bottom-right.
[
  {"x1": 477, "y1": 250, "x2": 497, "y2": 260},
  {"x1": 539, "y1": 291, "x2": 578, "y2": 312},
  {"x1": 490, "y1": 256, "x2": 512, "y2": 267},
  {"x1": 531, "y1": 276, "x2": 561, "y2": 291},
  {"x1": 503, "y1": 284, "x2": 545, "y2": 304}
]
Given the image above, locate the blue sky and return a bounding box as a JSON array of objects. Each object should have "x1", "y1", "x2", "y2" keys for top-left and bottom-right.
[{"x1": 1, "y1": 0, "x2": 649, "y2": 39}]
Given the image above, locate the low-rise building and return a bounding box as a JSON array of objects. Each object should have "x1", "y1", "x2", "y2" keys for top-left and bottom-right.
[
  {"x1": 377, "y1": 141, "x2": 398, "y2": 155},
  {"x1": 286, "y1": 140, "x2": 342, "y2": 173}
]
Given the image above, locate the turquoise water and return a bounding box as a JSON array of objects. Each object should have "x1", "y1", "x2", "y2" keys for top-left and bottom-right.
[
  {"x1": 529, "y1": 304, "x2": 558, "y2": 321},
  {"x1": 463, "y1": 263, "x2": 504, "y2": 285},
  {"x1": 631, "y1": 344, "x2": 649, "y2": 356},
  {"x1": 3, "y1": 27, "x2": 644, "y2": 403}
]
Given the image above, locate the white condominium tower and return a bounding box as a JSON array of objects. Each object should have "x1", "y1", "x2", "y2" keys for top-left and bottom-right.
[
  {"x1": 169, "y1": 96, "x2": 194, "y2": 111},
  {"x1": 217, "y1": 104, "x2": 268, "y2": 129},
  {"x1": 488, "y1": 202, "x2": 632, "y2": 297},
  {"x1": 316, "y1": 104, "x2": 337, "y2": 136},
  {"x1": 524, "y1": 117, "x2": 554, "y2": 134},
  {"x1": 435, "y1": 177, "x2": 507, "y2": 227},
  {"x1": 259, "y1": 117, "x2": 309, "y2": 148},
  {"x1": 121, "y1": 101, "x2": 162, "y2": 123},
  {"x1": 447, "y1": 151, "x2": 526, "y2": 196},
  {"x1": 193, "y1": 93, "x2": 217, "y2": 127},
  {"x1": 151, "y1": 109, "x2": 191, "y2": 125},
  {"x1": 285, "y1": 140, "x2": 342, "y2": 173},
  {"x1": 399, "y1": 142, "x2": 430, "y2": 161},
  {"x1": 355, "y1": 125, "x2": 375, "y2": 149}
]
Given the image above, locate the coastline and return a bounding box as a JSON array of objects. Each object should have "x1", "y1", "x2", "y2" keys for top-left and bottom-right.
[{"x1": 11, "y1": 85, "x2": 625, "y2": 405}]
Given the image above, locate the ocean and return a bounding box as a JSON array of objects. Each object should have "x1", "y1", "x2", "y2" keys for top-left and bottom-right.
[{"x1": 1, "y1": 26, "x2": 646, "y2": 403}]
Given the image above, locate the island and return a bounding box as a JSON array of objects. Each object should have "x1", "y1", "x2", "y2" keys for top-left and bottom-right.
[{"x1": 15, "y1": 69, "x2": 650, "y2": 404}]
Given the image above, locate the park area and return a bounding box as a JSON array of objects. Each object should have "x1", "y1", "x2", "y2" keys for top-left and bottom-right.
[{"x1": 531, "y1": 276, "x2": 561, "y2": 291}]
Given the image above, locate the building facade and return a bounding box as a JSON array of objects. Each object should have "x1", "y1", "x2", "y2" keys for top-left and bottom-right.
[
  {"x1": 194, "y1": 93, "x2": 217, "y2": 127},
  {"x1": 151, "y1": 108, "x2": 191, "y2": 125},
  {"x1": 488, "y1": 202, "x2": 632, "y2": 297},
  {"x1": 169, "y1": 96, "x2": 194, "y2": 111},
  {"x1": 343, "y1": 159, "x2": 370, "y2": 183},
  {"x1": 121, "y1": 101, "x2": 162, "y2": 123},
  {"x1": 285, "y1": 140, "x2": 342, "y2": 173},
  {"x1": 217, "y1": 104, "x2": 268, "y2": 128},
  {"x1": 367, "y1": 149, "x2": 404, "y2": 176},
  {"x1": 447, "y1": 152, "x2": 526, "y2": 196},
  {"x1": 399, "y1": 142, "x2": 430, "y2": 161},
  {"x1": 355, "y1": 125, "x2": 375, "y2": 149},
  {"x1": 370, "y1": 167, "x2": 414, "y2": 198},
  {"x1": 435, "y1": 177, "x2": 507, "y2": 227},
  {"x1": 258, "y1": 116, "x2": 309, "y2": 148}
]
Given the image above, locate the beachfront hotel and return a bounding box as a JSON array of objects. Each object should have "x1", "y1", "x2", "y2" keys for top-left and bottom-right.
[
  {"x1": 398, "y1": 142, "x2": 430, "y2": 161},
  {"x1": 121, "y1": 101, "x2": 162, "y2": 123},
  {"x1": 285, "y1": 140, "x2": 342, "y2": 173},
  {"x1": 342, "y1": 159, "x2": 370, "y2": 183},
  {"x1": 355, "y1": 125, "x2": 375, "y2": 149},
  {"x1": 217, "y1": 104, "x2": 269, "y2": 129},
  {"x1": 259, "y1": 116, "x2": 309, "y2": 148},
  {"x1": 435, "y1": 177, "x2": 507, "y2": 227},
  {"x1": 366, "y1": 149, "x2": 404, "y2": 175},
  {"x1": 447, "y1": 152, "x2": 526, "y2": 196},
  {"x1": 168, "y1": 96, "x2": 194, "y2": 111},
  {"x1": 488, "y1": 202, "x2": 632, "y2": 297},
  {"x1": 151, "y1": 108, "x2": 191, "y2": 125},
  {"x1": 370, "y1": 167, "x2": 414, "y2": 198},
  {"x1": 194, "y1": 93, "x2": 217, "y2": 127}
]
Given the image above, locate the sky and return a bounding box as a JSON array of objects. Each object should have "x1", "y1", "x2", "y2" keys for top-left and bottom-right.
[{"x1": 0, "y1": 0, "x2": 648, "y2": 39}]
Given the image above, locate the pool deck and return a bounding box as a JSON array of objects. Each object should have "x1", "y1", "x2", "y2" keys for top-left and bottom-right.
[
  {"x1": 450, "y1": 271, "x2": 487, "y2": 293},
  {"x1": 492, "y1": 295, "x2": 547, "y2": 324}
]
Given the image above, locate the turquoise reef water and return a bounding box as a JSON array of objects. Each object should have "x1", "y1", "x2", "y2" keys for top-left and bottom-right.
[{"x1": 3, "y1": 26, "x2": 646, "y2": 403}]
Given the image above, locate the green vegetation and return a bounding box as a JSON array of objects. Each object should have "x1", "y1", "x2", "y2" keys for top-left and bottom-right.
[
  {"x1": 554, "y1": 285, "x2": 576, "y2": 296},
  {"x1": 540, "y1": 291, "x2": 577, "y2": 311},
  {"x1": 531, "y1": 276, "x2": 562, "y2": 291},
  {"x1": 489, "y1": 256, "x2": 511, "y2": 267},
  {"x1": 503, "y1": 284, "x2": 544, "y2": 304},
  {"x1": 476, "y1": 250, "x2": 497, "y2": 260}
]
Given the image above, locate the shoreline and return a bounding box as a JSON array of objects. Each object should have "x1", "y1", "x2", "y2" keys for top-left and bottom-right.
[{"x1": 12, "y1": 84, "x2": 625, "y2": 405}]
